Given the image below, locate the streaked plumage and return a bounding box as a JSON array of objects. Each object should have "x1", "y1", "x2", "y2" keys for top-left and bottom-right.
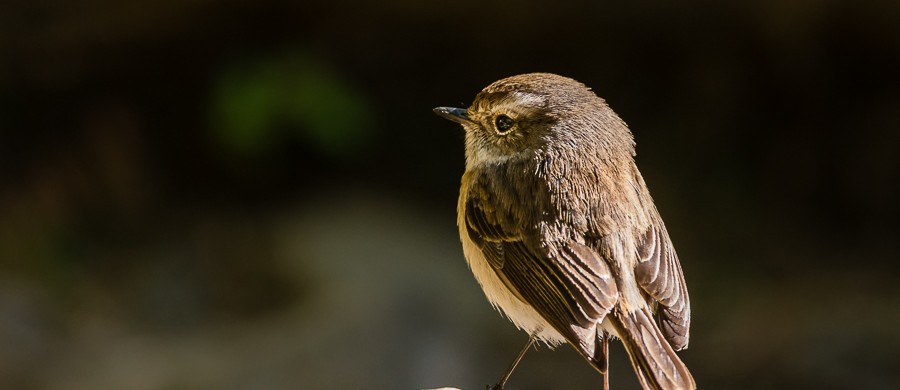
[{"x1": 436, "y1": 73, "x2": 694, "y2": 389}]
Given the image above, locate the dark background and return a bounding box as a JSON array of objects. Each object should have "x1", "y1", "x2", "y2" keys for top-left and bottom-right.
[{"x1": 1, "y1": 1, "x2": 899, "y2": 389}]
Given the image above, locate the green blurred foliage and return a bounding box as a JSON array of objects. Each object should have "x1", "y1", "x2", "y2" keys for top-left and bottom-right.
[{"x1": 210, "y1": 51, "x2": 374, "y2": 159}]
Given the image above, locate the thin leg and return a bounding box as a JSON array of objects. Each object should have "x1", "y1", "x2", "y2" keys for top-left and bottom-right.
[
  {"x1": 489, "y1": 334, "x2": 537, "y2": 390},
  {"x1": 601, "y1": 332, "x2": 610, "y2": 390}
]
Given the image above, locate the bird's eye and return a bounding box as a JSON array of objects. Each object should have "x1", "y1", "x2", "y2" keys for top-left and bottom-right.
[{"x1": 495, "y1": 115, "x2": 514, "y2": 133}]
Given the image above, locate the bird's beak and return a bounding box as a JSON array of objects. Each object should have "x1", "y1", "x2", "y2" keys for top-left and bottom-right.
[{"x1": 433, "y1": 107, "x2": 471, "y2": 124}]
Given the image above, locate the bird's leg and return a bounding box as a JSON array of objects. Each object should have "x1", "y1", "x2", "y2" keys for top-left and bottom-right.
[
  {"x1": 489, "y1": 333, "x2": 537, "y2": 390},
  {"x1": 601, "y1": 331, "x2": 610, "y2": 390}
]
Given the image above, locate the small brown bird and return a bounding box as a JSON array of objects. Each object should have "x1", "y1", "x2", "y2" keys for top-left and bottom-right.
[{"x1": 434, "y1": 73, "x2": 694, "y2": 390}]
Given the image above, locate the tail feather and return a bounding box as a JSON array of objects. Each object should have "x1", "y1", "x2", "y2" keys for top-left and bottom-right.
[{"x1": 609, "y1": 308, "x2": 695, "y2": 390}]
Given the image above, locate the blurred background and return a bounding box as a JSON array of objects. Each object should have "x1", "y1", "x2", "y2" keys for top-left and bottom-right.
[{"x1": 1, "y1": 0, "x2": 899, "y2": 389}]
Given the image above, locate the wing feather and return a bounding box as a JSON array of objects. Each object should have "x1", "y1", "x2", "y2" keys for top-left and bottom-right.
[
  {"x1": 635, "y1": 224, "x2": 691, "y2": 350},
  {"x1": 464, "y1": 195, "x2": 618, "y2": 346}
]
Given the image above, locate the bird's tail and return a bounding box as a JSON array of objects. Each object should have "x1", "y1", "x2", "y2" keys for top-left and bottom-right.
[{"x1": 609, "y1": 307, "x2": 696, "y2": 390}]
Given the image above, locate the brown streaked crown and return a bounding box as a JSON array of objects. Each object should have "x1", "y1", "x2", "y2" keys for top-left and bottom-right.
[{"x1": 462, "y1": 73, "x2": 634, "y2": 163}]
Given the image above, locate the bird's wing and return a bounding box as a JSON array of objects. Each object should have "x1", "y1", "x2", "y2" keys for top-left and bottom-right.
[
  {"x1": 464, "y1": 194, "x2": 618, "y2": 345},
  {"x1": 634, "y1": 223, "x2": 691, "y2": 350}
]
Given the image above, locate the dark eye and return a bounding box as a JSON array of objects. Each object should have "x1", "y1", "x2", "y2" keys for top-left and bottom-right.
[{"x1": 495, "y1": 115, "x2": 514, "y2": 132}]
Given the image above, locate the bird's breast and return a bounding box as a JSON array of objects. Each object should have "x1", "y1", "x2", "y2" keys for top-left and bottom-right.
[{"x1": 457, "y1": 173, "x2": 565, "y2": 344}]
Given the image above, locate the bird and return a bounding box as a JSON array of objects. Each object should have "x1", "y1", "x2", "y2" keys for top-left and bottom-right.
[{"x1": 433, "y1": 73, "x2": 695, "y2": 390}]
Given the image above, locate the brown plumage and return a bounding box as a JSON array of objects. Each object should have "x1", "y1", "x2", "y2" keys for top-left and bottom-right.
[{"x1": 434, "y1": 73, "x2": 694, "y2": 389}]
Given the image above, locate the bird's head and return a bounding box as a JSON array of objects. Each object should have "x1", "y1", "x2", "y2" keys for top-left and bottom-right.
[{"x1": 434, "y1": 73, "x2": 633, "y2": 169}]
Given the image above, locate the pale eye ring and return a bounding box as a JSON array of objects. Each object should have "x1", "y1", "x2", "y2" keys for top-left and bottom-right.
[{"x1": 495, "y1": 115, "x2": 514, "y2": 133}]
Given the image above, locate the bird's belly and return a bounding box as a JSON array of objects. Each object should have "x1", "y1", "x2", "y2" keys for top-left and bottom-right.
[{"x1": 458, "y1": 221, "x2": 566, "y2": 345}]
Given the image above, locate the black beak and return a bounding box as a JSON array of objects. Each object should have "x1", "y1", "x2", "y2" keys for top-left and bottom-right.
[{"x1": 433, "y1": 107, "x2": 470, "y2": 124}]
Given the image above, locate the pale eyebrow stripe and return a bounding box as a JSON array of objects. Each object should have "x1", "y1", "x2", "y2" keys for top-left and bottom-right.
[{"x1": 510, "y1": 91, "x2": 546, "y2": 108}]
